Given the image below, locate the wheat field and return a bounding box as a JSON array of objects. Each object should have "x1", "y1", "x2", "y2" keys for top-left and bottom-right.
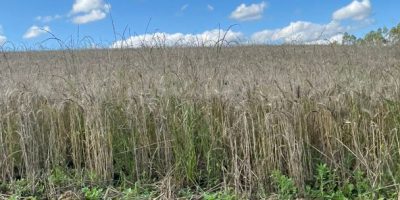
[{"x1": 1, "y1": 44, "x2": 400, "y2": 199}]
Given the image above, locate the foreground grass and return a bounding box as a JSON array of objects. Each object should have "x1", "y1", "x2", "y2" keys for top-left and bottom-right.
[{"x1": 1, "y1": 45, "x2": 400, "y2": 199}]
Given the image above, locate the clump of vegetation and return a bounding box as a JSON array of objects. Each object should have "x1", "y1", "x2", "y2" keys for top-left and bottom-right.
[
  {"x1": 271, "y1": 170, "x2": 298, "y2": 199},
  {"x1": 271, "y1": 163, "x2": 399, "y2": 199},
  {"x1": 81, "y1": 187, "x2": 103, "y2": 200}
]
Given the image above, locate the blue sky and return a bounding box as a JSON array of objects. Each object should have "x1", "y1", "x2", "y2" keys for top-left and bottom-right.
[{"x1": 0, "y1": 0, "x2": 399, "y2": 48}]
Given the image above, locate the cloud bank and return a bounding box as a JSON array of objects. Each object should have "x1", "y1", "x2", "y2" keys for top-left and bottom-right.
[
  {"x1": 112, "y1": 29, "x2": 244, "y2": 48},
  {"x1": 230, "y1": 2, "x2": 267, "y2": 21},
  {"x1": 251, "y1": 21, "x2": 345, "y2": 44}
]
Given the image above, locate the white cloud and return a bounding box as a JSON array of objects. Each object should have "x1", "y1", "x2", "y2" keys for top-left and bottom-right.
[
  {"x1": 0, "y1": 26, "x2": 6, "y2": 45},
  {"x1": 230, "y1": 1, "x2": 267, "y2": 21},
  {"x1": 72, "y1": 0, "x2": 109, "y2": 14},
  {"x1": 23, "y1": 25, "x2": 51, "y2": 39},
  {"x1": 332, "y1": 0, "x2": 371, "y2": 21},
  {"x1": 181, "y1": 4, "x2": 189, "y2": 11},
  {"x1": 251, "y1": 21, "x2": 346, "y2": 44},
  {"x1": 72, "y1": 9, "x2": 108, "y2": 24},
  {"x1": 70, "y1": 0, "x2": 111, "y2": 24},
  {"x1": 112, "y1": 29, "x2": 244, "y2": 48},
  {"x1": 207, "y1": 4, "x2": 214, "y2": 11},
  {"x1": 250, "y1": 0, "x2": 373, "y2": 44},
  {"x1": 35, "y1": 15, "x2": 62, "y2": 23},
  {"x1": 0, "y1": 35, "x2": 5, "y2": 45}
]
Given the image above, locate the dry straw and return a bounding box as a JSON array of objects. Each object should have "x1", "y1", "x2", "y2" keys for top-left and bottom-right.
[{"x1": 1, "y1": 43, "x2": 400, "y2": 198}]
